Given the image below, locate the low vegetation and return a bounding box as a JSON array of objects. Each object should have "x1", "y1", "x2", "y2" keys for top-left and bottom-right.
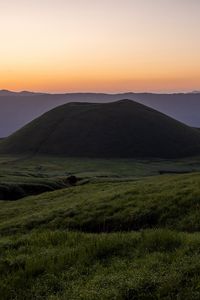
[
  {"x1": 1, "y1": 172, "x2": 200, "y2": 235},
  {"x1": 1, "y1": 229, "x2": 200, "y2": 300},
  {"x1": 1, "y1": 155, "x2": 200, "y2": 299}
]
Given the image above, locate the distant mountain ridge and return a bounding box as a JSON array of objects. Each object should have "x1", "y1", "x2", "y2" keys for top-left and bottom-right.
[
  {"x1": 0, "y1": 89, "x2": 47, "y2": 96},
  {"x1": 0, "y1": 90, "x2": 200, "y2": 137},
  {"x1": 192, "y1": 91, "x2": 200, "y2": 94},
  {"x1": 1, "y1": 89, "x2": 200, "y2": 96},
  {"x1": 1, "y1": 99, "x2": 200, "y2": 158}
]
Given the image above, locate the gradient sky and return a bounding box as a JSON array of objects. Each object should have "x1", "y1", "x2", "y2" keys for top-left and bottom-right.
[{"x1": 0, "y1": 0, "x2": 200, "y2": 93}]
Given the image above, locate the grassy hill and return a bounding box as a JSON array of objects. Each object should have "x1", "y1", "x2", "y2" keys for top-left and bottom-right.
[
  {"x1": 1, "y1": 92, "x2": 200, "y2": 138},
  {"x1": 1, "y1": 100, "x2": 200, "y2": 158},
  {"x1": 1, "y1": 172, "x2": 200, "y2": 234},
  {"x1": 1, "y1": 169, "x2": 200, "y2": 299}
]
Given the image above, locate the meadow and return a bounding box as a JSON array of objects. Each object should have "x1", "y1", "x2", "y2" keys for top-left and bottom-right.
[{"x1": 1, "y1": 155, "x2": 200, "y2": 299}]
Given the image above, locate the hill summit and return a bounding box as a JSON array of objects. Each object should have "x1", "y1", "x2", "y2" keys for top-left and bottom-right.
[{"x1": 1, "y1": 99, "x2": 200, "y2": 158}]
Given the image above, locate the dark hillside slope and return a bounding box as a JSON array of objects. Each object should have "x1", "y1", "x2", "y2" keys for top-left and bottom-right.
[
  {"x1": 1, "y1": 92, "x2": 200, "y2": 137},
  {"x1": 1, "y1": 100, "x2": 200, "y2": 158}
]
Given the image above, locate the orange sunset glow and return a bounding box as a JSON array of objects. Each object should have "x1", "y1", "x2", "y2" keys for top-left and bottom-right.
[{"x1": 0, "y1": 0, "x2": 200, "y2": 93}]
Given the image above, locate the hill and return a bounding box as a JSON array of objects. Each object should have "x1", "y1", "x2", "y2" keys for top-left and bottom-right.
[
  {"x1": 1, "y1": 171, "x2": 200, "y2": 299},
  {"x1": 0, "y1": 91, "x2": 200, "y2": 137},
  {"x1": 1, "y1": 172, "x2": 200, "y2": 234},
  {"x1": 1, "y1": 99, "x2": 200, "y2": 158}
]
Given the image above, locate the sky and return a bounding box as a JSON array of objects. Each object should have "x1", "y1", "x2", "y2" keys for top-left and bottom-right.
[{"x1": 0, "y1": 0, "x2": 200, "y2": 93}]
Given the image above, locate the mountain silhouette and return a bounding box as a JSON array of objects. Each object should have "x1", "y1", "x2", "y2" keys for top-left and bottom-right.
[
  {"x1": 0, "y1": 91, "x2": 200, "y2": 138},
  {"x1": 1, "y1": 99, "x2": 200, "y2": 158}
]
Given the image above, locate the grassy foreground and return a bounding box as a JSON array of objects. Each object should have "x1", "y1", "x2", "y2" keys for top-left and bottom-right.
[
  {"x1": 1, "y1": 229, "x2": 200, "y2": 300},
  {"x1": 1, "y1": 156, "x2": 200, "y2": 299}
]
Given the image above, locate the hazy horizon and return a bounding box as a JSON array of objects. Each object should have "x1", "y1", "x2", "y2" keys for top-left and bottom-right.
[
  {"x1": 0, "y1": 88, "x2": 200, "y2": 95},
  {"x1": 1, "y1": 0, "x2": 200, "y2": 93}
]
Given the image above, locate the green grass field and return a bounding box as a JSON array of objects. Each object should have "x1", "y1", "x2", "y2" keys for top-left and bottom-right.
[{"x1": 1, "y1": 155, "x2": 200, "y2": 299}]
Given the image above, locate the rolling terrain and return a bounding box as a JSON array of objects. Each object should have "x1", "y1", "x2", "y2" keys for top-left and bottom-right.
[
  {"x1": 1, "y1": 172, "x2": 200, "y2": 234},
  {"x1": 1, "y1": 100, "x2": 200, "y2": 158},
  {"x1": 1, "y1": 155, "x2": 200, "y2": 299}
]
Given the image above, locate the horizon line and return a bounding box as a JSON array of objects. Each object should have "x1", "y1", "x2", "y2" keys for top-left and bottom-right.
[{"x1": 0, "y1": 89, "x2": 200, "y2": 95}]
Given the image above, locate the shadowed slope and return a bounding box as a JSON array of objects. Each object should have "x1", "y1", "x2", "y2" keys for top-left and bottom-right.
[
  {"x1": 1, "y1": 92, "x2": 200, "y2": 137},
  {"x1": 1, "y1": 99, "x2": 200, "y2": 158}
]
